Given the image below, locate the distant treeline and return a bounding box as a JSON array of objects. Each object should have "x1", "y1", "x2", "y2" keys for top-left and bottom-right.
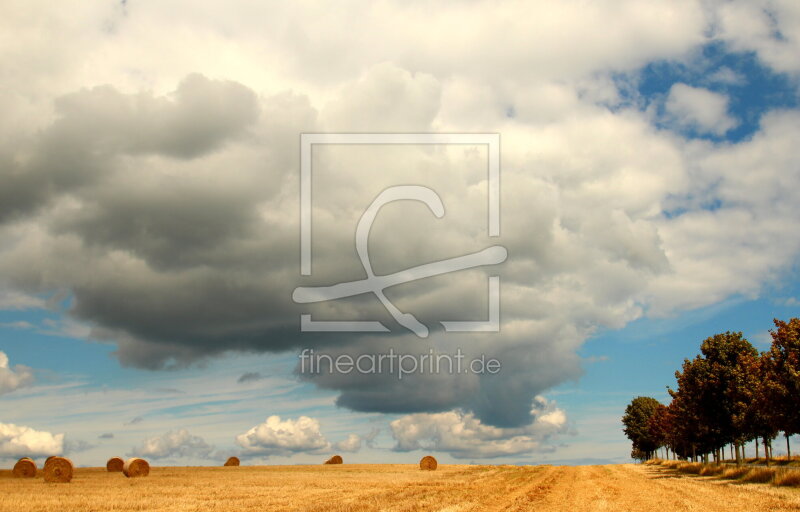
[{"x1": 622, "y1": 318, "x2": 800, "y2": 465}]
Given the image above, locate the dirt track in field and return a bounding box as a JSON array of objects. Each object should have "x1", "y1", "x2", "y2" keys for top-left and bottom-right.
[{"x1": 1, "y1": 463, "x2": 799, "y2": 511}]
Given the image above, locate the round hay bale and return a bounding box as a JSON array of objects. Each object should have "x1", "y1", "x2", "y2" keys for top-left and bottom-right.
[
  {"x1": 122, "y1": 457, "x2": 150, "y2": 478},
  {"x1": 420, "y1": 455, "x2": 438, "y2": 470},
  {"x1": 106, "y1": 457, "x2": 125, "y2": 472},
  {"x1": 224, "y1": 456, "x2": 240, "y2": 467},
  {"x1": 324, "y1": 455, "x2": 343, "y2": 465},
  {"x1": 45, "y1": 456, "x2": 56, "y2": 464},
  {"x1": 43, "y1": 457, "x2": 73, "y2": 483},
  {"x1": 12, "y1": 457, "x2": 37, "y2": 478}
]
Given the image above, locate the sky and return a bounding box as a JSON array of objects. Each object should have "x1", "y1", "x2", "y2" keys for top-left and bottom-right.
[{"x1": 1, "y1": 0, "x2": 800, "y2": 467}]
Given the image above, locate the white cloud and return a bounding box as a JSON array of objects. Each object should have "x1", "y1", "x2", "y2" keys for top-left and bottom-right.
[
  {"x1": 390, "y1": 397, "x2": 568, "y2": 459},
  {"x1": 0, "y1": 291, "x2": 44, "y2": 311},
  {"x1": 333, "y1": 434, "x2": 362, "y2": 453},
  {"x1": 645, "y1": 110, "x2": 800, "y2": 314},
  {"x1": 705, "y1": 66, "x2": 745, "y2": 86},
  {"x1": 235, "y1": 415, "x2": 331, "y2": 456},
  {"x1": 0, "y1": 422, "x2": 63, "y2": 458},
  {"x1": 0, "y1": 351, "x2": 34, "y2": 395},
  {"x1": 130, "y1": 429, "x2": 213, "y2": 460},
  {"x1": 665, "y1": 83, "x2": 737, "y2": 135},
  {"x1": 717, "y1": 0, "x2": 800, "y2": 75}
]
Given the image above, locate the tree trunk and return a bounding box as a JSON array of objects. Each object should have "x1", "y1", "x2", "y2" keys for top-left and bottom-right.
[
  {"x1": 787, "y1": 433, "x2": 791, "y2": 461},
  {"x1": 756, "y1": 437, "x2": 759, "y2": 460},
  {"x1": 692, "y1": 445, "x2": 696, "y2": 463},
  {"x1": 765, "y1": 438, "x2": 770, "y2": 467},
  {"x1": 735, "y1": 443, "x2": 741, "y2": 466}
]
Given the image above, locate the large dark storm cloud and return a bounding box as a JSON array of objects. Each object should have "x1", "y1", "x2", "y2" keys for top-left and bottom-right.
[{"x1": 2, "y1": 0, "x2": 800, "y2": 430}]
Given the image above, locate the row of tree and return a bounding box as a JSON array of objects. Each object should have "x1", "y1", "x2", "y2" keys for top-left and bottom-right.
[{"x1": 622, "y1": 318, "x2": 800, "y2": 466}]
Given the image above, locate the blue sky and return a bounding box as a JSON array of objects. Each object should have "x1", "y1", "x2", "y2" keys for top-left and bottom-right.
[{"x1": 1, "y1": 1, "x2": 800, "y2": 468}]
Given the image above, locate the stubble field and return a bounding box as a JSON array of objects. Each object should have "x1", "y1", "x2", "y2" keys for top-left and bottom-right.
[{"x1": 2, "y1": 463, "x2": 800, "y2": 511}]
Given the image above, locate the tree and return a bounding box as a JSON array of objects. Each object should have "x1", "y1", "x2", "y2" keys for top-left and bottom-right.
[
  {"x1": 700, "y1": 331, "x2": 758, "y2": 461},
  {"x1": 666, "y1": 333, "x2": 758, "y2": 463},
  {"x1": 630, "y1": 447, "x2": 649, "y2": 462},
  {"x1": 647, "y1": 402, "x2": 673, "y2": 458},
  {"x1": 622, "y1": 396, "x2": 662, "y2": 460},
  {"x1": 764, "y1": 318, "x2": 800, "y2": 460},
  {"x1": 739, "y1": 349, "x2": 778, "y2": 464},
  {"x1": 624, "y1": 322, "x2": 797, "y2": 465},
  {"x1": 669, "y1": 355, "x2": 715, "y2": 461}
]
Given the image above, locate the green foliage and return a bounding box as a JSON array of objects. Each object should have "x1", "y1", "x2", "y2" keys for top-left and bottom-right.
[{"x1": 622, "y1": 396, "x2": 661, "y2": 457}]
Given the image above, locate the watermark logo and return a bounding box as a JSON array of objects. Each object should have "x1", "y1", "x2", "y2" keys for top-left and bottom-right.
[
  {"x1": 299, "y1": 348, "x2": 501, "y2": 380},
  {"x1": 293, "y1": 134, "x2": 506, "y2": 337}
]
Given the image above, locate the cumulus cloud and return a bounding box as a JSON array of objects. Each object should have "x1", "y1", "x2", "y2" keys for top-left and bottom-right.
[
  {"x1": 0, "y1": 422, "x2": 64, "y2": 458},
  {"x1": 664, "y1": 83, "x2": 738, "y2": 135},
  {"x1": 0, "y1": 352, "x2": 34, "y2": 395},
  {"x1": 333, "y1": 434, "x2": 362, "y2": 453},
  {"x1": 130, "y1": 429, "x2": 214, "y2": 460},
  {"x1": 0, "y1": 74, "x2": 257, "y2": 225},
  {"x1": 0, "y1": 0, "x2": 799, "y2": 433},
  {"x1": 390, "y1": 397, "x2": 568, "y2": 459},
  {"x1": 235, "y1": 416, "x2": 331, "y2": 456}
]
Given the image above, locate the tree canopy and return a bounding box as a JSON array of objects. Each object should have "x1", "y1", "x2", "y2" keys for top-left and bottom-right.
[{"x1": 623, "y1": 319, "x2": 799, "y2": 463}]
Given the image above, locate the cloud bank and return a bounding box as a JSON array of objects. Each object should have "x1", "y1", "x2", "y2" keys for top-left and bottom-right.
[
  {"x1": 390, "y1": 397, "x2": 568, "y2": 459},
  {"x1": 0, "y1": 0, "x2": 799, "y2": 445}
]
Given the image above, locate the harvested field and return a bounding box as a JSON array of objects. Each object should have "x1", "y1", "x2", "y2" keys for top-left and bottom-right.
[{"x1": 1, "y1": 463, "x2": 800, "y2": 512}]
